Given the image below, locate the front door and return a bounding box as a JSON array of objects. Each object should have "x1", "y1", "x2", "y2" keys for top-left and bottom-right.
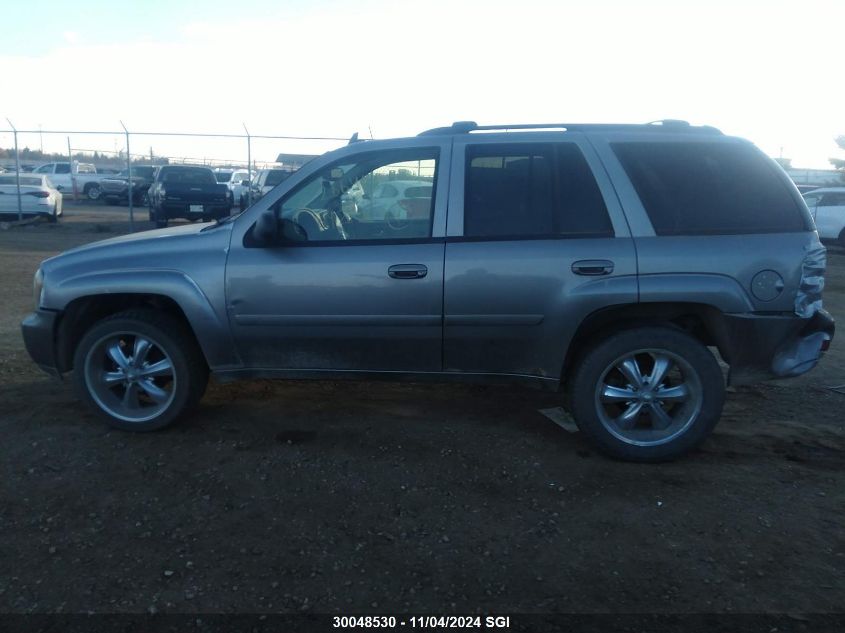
[{"x1": 226, "y1": 143, "x2": 450, "y2": 373}]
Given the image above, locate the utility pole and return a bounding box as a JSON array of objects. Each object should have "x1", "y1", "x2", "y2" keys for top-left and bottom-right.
[
  {"x1": 243, "y1": 123, "x2": 252, "y2": 207},
  {"x1": 6, "y1": 118, "x2": 22, "y2": 221},
  {"x1": 120, "y1": 121, "x2": 134, "y2": 232}
]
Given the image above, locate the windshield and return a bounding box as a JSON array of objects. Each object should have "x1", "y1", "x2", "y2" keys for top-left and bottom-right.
[{"x1": 266, "y1": 170, "x2": 292, "y2": 186}]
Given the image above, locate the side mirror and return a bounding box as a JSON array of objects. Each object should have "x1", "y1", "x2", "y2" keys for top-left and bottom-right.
[{"x1": 254, "y1": 209, "x2": 278, "y2": 243}]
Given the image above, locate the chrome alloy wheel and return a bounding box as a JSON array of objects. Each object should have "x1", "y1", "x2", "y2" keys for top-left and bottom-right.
[
  {"x1": 594, "y1": 348, "x2": 703, "y2": 446},
  {"x1": 83, "y1": 332, "x2": 177, "y2": 423}
]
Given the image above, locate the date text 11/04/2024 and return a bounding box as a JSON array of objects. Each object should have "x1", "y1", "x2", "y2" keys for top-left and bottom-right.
[{"x1": 332, "y1": 616, "x2": 512, "y2": 629}]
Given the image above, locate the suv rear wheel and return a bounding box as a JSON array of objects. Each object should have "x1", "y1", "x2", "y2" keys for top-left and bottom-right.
[
  {"x1": 72, "y1": 310, "x2": 208, "y2": 432},
  {"x1": 569, "y1": 327, "x2": 725, "y2": 462}
]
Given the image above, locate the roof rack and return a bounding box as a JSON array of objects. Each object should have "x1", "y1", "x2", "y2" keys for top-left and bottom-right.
[{"x1": 418, "y1": 120, "x2": 722, "y2": 136}]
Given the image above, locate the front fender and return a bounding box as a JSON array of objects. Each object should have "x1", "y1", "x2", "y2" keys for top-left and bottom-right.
[{"x1": 45, "y1": 269, "x2": 241, "y2": 369}]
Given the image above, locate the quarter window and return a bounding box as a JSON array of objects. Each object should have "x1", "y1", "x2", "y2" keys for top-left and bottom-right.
[
  {"x1": 612, "y1": 141, "x2": 809, "y2": 235},
  {"x1": 463, "y1": 143, "x2": 613, "y2": 238}
]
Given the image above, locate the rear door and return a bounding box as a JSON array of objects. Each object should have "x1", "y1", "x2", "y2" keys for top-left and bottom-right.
[{"x1": 443, "y1": 134, "x2": 638, "y2": 380}]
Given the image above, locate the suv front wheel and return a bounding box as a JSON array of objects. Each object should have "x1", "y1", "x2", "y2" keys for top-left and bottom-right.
[
  {"x1": 72, "y1": 310, "x2": 208, "y2": 431},
  {"x1": 570, "y1": 327, "x2": 725, "y2": 462}
]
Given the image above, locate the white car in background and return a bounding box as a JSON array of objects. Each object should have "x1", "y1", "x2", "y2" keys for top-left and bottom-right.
[
  {"x1": 0, "y1": 173, "x2": 63, "y2": 222},
  {"x1": 356, "y1": 179, "x2": 434, "y2": 228},
  {"x1": 214, "y1": 168, "x2": 252, "y2": 206},
  {"x1": 32, "y1": 162, "x2": 107, "y2": 201},
  {"x1": 803, "y1": 188, "x2": 845, "y2": 247}
]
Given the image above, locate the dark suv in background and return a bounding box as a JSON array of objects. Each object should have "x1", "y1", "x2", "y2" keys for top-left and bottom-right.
[
  {"x1": 22, "y1": 120, "x2": 834, "y2": 461},
  {"x1": 100, "y1": 166, "x2": 156, "y2": 206},
  {"x1": 147, "y1": 165, "x2": 233, "y2": 227}
]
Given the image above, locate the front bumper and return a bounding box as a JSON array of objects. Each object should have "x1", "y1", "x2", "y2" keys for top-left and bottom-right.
[
  {"x1": 21, "y1": 309, "x2": 61, "y2": 377},
  {"x1": 723, "y1": 309, "x2": 835, "y2": 384}
]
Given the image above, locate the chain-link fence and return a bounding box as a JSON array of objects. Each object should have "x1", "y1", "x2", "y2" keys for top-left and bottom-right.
[{"x1": 0, "y1": 120, "x2": 352, "y2": 229}]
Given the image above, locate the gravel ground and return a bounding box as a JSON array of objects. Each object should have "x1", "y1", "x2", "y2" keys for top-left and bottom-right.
[{"x1": 0, "y1": 204, "x2": 843, "y2": 621}]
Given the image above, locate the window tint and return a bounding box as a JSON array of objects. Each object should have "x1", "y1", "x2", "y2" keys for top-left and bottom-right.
[
  {"x1": 464, "y1": 143, "x2": 612, "y2": 238},
  {"x1": 820, "y1": 192, "x2": 845, "y2": 207},
  {"x1": 266, "y1": 170, "x2": 292, "y2": 186},
  {"x1": 269, "y1": 149, "x2": 438, "y2": 243},
  {"x1": 612, "y1": 141, "x2": 809, "y2": 235},
  {"x1": 214, "y1": 171, "x2": 233, "y2": 183},
  {"x1": 55, "y1": 163, "x2": 70, "y2": 174},
  {"x1": 161, "y1": 167, "x2": 216, "y2": 185}
]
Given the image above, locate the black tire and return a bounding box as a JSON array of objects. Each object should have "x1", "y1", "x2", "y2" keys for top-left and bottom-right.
[
  {"x1": 152, "y1": 207, "x2": 168, "y2": 228},
  {"x1": 838, "y1": 227, "x2": 845, "y2": 249},
  {"x1": 47, "y1": 210, "x2": 58, "y2": 223},
  {"x1": 84, "y1": 183, "x2": 102, "y2": 201},
  {"x1": 569, "y1": 327, "x2": 725, "y2": 462},
  {"x1": 72, "y1": 309, "x2": 208, "y2": 432}
]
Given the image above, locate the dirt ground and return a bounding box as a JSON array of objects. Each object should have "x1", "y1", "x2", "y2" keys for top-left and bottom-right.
[{"x1": 0, "y1": 203, "x2": 843, "y2": 619}]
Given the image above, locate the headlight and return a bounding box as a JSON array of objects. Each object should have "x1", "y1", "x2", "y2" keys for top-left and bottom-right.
[{"x1": 33, "y1": 268, "x2": 44, "y2": 309}]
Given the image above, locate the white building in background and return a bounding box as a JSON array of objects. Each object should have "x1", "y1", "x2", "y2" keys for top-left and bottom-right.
[{"x1": 784, "y1": 167, "x2": 843, "y2": 186}]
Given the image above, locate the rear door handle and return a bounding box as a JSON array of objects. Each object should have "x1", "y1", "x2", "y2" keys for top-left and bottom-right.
[
  {"x1": 388, "y1": 264, "x2": 428, "y2": 279},
  {"x1": 571, "y1": 259, "x2": 614, "y2": 276}
]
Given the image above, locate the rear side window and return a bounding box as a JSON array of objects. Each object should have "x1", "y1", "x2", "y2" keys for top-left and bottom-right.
[
  {"x1": 612, "y1": 141, "x2": 809, "y2": 235},
  {"x1": 464, "y1": 143, "x2": 613, "y2": 238}
]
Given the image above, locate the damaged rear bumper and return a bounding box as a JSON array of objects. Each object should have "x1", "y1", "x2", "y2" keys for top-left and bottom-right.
[{"x1": 723, "y1": 309, "x2": 835, "y2": 385}]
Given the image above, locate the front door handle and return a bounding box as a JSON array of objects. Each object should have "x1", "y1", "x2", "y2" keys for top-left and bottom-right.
[
  {"x1": 572, "y1": 259, "x2": 614, "y2": 276},
  {"x1": 388, "y1": 264, "x2": 428, "y2": 279}
]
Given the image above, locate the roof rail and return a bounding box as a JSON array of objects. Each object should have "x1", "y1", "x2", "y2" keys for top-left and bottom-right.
[{"x1": 418, "y1": 120, "x2": 722, "y2": 136}]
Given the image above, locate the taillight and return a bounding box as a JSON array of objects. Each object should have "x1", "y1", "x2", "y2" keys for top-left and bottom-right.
[{"x1": 25, "y1": 191, "x2": 50, "y2": 198}]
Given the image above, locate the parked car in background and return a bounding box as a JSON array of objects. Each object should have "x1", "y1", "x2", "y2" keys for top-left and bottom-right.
[
  {"x1": 214, "y1": 168, "x2": 252, "y2": 205},
  {"x1": 21, "y1": 120, "x2": 834, "y2": 462},
  {"x1": 803, "y1": 188, "x2": 845, "y2": 246},
  {"x1": 147, "y1": 165, "x2": 233, "y2": 227},
  {"x1": 0, "y1": 173, "x2": 62, "y2": 222},
  {"x1": 100, "y1": 166, "x2": 156, "y2": 205},
  {"x1": 32, "y1": 162, "x2": 107, "y2": 200},
  {"x1": 356, "y1": 179, "x2": 434, "y2": 229},
  {"x1": 239, "y1": 168, "x2": 294, "y2": 209}
]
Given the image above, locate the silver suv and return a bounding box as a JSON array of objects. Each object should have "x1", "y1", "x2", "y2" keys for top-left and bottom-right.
[{"x1": 21, "y1": 121, "x2": 835, "y2": 461}]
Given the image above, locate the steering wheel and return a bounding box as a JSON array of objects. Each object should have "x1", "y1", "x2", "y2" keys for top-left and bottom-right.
[
  {"x1": 385, "y1": 208, "x2": 409, "y2": 232},
  {"x1": 290, "y1": 208, "x2": 326, "y2": 241}
]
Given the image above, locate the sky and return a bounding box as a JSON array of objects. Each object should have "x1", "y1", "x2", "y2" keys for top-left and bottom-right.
[{"x1": 1, "y1": 0, "x2": 844, "y2": 168}]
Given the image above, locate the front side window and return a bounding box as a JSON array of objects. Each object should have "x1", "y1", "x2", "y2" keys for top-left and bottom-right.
[
  {"x1": 34, "y1": 165, "x2": 51, "y2": 174},
  {"x1": 267, "y1": 148, "x2": 438, "y2": 243},
  {"x1": 55, "y1": 163, "x2": 70, "y2": 174},
  {"x1": 463, "y1": 143, "x2": 613, "y2": 238}
]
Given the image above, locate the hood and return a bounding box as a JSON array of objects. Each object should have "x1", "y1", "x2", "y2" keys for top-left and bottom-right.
[{"x1": 41, "y1": 222, "x2": 233, "y2": 277}]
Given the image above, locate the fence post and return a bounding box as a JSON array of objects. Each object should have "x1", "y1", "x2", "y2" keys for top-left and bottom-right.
[
  {"x1": 121, "y1": 121, "x2": 134, "y2": 232},
  {"x1": 6, "y1": 118, "x2": 22, "y2": 221},
  {"x1": 67, "y1": 137, "x2": 79, "y2": 202},
  {"x1": 243, "y1": 123, "x2": 252, "y2": 207}
]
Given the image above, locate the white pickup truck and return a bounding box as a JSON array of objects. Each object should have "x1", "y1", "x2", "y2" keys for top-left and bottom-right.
[{"x1": 32, "y1": 162, "x2": 108, "y2": 200}]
